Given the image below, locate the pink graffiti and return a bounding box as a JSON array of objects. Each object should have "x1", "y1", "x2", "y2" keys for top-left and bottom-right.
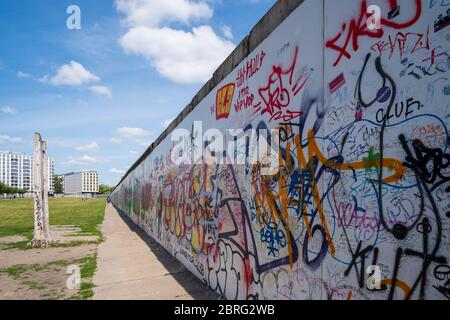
[
  {"x1": 253, "y1": 46, "x2": 307, "y2": 122},
  {"x1": 326, "y1": 0, "x2": 422, "y2": 67},
  {"x1": 337, "y1": 201, "x2": 379, "y2": 232},
  {"x1": 370, "y1": 27, "x2": 430, "y2": 60}
]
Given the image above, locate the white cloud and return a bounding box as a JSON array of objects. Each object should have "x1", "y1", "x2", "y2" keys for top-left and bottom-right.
[
  {"x1": 109, "y1": 137, "x2": 123, "y2": 144},
  {"x1": 17, "y1": 71, "x2": 32, "y2": 78},
  {"x1": 116, "y1": 0, "x2": 235, "y2": 84},
  {"x1": 222, "y1": 25, "x2": 233, "y2": 40},
  {"x1": 75, "y1": 142, "x2": 99, "y2": 152},
  {"x1": 161, "y1": 117, "x2": 175, "y2": 128},
  {"x1": 42, "y1": 61, "x2": 100, "y2": 86},
  {"x1": 1, "y1": 106, "x2": 17, "y2": 114},
  {"x1": 129, "y1": 150, "x2": 139, "y2": 155},
  {"x1": 38, "y1": 75, "x2": 49, "y2": 83},
  {"x1": 66, "y1": 155, "x2": 104, "y2": 166},
  {"x1": 115, "y1": 0, "x2": 213, "y2": 27},
  {"x1": 48, "y1": 139, "x2": 100, "y2": 152},
  {"x1": 113, "y1": 127, "x2": 153, "y2": 148},
  {"x1": 110, "y1": 168, "x2": 125, "y2": 175},
  {"x1": 120, "y1": 26, "x2": 234, "y2": 84},
  {"x1": 116, "y1": 127, "x2": 151, "y2": 139},
  {"x1": 0, "y1": 134, "x2": 24, "y2": 144},
  {"x1": 89, "y1": 85, "x2": 112, "y2": 98}
]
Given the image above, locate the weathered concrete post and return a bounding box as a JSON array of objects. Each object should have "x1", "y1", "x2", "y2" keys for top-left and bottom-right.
[{"x1": 30, "y1": 133, "x2": 56, "y2": 247}]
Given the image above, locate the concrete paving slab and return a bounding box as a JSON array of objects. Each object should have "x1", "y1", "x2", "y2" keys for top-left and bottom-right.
[{"x1": 92, "y1": 203, "x2": 219, "y2": 300}]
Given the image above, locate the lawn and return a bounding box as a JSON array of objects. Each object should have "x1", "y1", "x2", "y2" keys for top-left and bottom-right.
[
  {"x1": 0, "y1": 198, "x2": 106, "y2": 239},
  {"x1": 0, "y1": 197, "x2": 107, "y2": 300}
]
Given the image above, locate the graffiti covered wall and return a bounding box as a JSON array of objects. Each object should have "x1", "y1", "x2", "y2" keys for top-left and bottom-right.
[{"x1": 112, "y1": 0, "x2": 450, "y2": 300}]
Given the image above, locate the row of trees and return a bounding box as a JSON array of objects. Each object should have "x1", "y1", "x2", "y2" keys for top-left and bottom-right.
[
  {"x1": 99, "y1": 184, "x2": 114, "y2": 194},
  {"x1": 53, "y1": 176, "x2": 64, "y2": 194},
  {"x1": 0, "y1": 182, "x2": 28, "y2": 195},
  {"x1": 1, "y1": 180, "x2": 114, "y2": 196}
]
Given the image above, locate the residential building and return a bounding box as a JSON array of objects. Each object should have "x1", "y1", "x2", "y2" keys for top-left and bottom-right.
[
  {"x1": 0, "y1": 151, "x2": 54, "y2": 194},
  {"x1": 64, "y1": 171, "x2": 99, "y2": 196},
  {"x1": 48, "y1": 158, "x2": 55, "y2": 194}
]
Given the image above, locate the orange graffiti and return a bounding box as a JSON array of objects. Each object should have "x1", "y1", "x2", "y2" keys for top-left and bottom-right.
[
  {"x1": 380, "y1": 279, "x2": 412, "y2": 300},
  {"x1": 251, "y1": 127, "x2": 405, "y2": 262},
  {"x1": 347, "y1": 290, "x2": 353, "y2": 300}
]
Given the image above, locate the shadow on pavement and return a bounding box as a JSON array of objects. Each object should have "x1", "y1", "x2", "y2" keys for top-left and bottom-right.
[{"x1": 113, "y1": 204, "x2": 221, "y2": 300}]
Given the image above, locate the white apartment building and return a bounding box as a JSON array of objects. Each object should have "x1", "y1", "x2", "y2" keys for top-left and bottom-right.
[
  {"x1": 48, "y1": 158, "x2": 55, "y2": 194},
  {"x1": 64, "y1": 171, "x2": 99, "y2": 196},
  {"x1": 0, "y1": 151, "x2": 54, "y2": 193}
]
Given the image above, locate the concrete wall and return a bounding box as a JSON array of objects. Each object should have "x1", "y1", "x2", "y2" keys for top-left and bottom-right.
[{"x1": 112, "y1": 0, "x2": 450, "y2": 300}]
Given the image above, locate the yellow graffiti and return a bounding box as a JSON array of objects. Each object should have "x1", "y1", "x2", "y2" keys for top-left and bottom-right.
[
  {"x1": 379, "y1": 279, "x2": 412, "y2": 300},
  {"x1": 252, "y1": 127, "x2": 406, "y2": 262}
]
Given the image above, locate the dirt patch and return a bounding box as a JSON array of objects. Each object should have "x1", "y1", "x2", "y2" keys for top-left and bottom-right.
[
  {"x1": 0, "y1": 263, "x2": 80, "y2": 300},
  {"x1": 0, "y1": 198, "x2": 105, "y2": 299},
  {"x1": 0, "y1": 226, "x2": 99, "y2": 251},
  {"x1": 0, "y1": 244, "x2": 97, "y2": 269},
  {"x1": 50, "y1": 226, "x2": 99, "y2": 244},
  {"x1": 0, "y1": 243, "x2": 97, "y2": 300},
  {"x1": 0, "y1": 236, "x2": 27, "y2": 244}
]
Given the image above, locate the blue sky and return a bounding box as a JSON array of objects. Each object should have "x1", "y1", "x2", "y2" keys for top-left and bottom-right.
[{"x1": 0, "y1": 0, "x2": 275, "y2": 185}]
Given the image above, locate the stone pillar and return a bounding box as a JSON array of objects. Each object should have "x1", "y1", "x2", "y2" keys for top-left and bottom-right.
[{"x1": 30, "y1": 133, "x2": 56, "y2": 247}]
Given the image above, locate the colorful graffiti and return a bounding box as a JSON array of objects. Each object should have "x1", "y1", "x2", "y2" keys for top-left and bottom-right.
[{"x1": 112, "y1": 0, "x2": 449, "y2": 300}]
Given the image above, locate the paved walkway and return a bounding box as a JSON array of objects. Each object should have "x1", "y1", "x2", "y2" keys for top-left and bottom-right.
[{"x1": 92, "y1": 204, "x2": 219, "y2": 300}]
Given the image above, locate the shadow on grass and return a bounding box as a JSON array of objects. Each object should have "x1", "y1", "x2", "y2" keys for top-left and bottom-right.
[{"x1": 112, "y1": 204, "x2": 220, "y2": 300}]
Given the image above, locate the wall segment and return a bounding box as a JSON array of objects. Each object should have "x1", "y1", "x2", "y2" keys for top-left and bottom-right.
[{"x1": 112, "y1": 0, "x2": 450, "y2": 300}]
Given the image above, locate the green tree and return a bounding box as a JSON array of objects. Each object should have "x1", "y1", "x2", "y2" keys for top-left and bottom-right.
[
  {"x1": 54, "y1": 176, "x2": 64, "y2": 194},
  {"x1": 99, "y1": 184, "x2": 113, "y2": 194},
  {"x1": 0, "y1": 182, "x2": 7, "y2": 194},
  {"x1": 0, "y1": 184, "x2": 23, "y2": 196}
]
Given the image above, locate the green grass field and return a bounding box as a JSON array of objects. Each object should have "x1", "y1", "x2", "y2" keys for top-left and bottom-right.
[
  {"x1": 0, "y1": 197, "x2": 106, "y2": 299},
  {"x1": 0, "y1": 198, "x2": 106, "y2": 239}
]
